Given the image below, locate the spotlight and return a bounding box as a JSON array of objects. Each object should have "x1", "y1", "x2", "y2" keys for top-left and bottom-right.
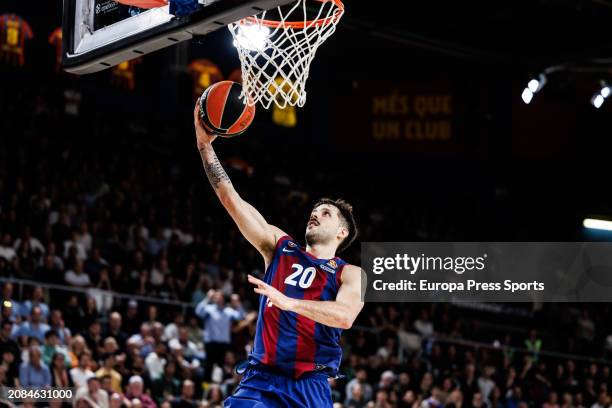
[
  {"x1": 522, "y1": 74, "x2": 546, "y2": 104},
  {"x1": 591, "y1": 81, "x2": 611, "y2": 109},
  {"x1": 232, "y1": 24, "x2": 270, "y2": 52},
  {"x1": 527, "y1": 79, "x2": 540, "y2": 93},
  {"x1": 521, "y1": 88, "x2": 534, "y2": 104},
  {"x1": 592, "y1": 94, "x2": 605, "y2": 109},
  {"x1": 583, "y1": 218, "x2": 612, "y2": 232}
]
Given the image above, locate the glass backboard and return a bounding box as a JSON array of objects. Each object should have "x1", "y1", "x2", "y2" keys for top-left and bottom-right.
[{"x1": 62, "y1": 0, "x2": 293, "y2": 74}]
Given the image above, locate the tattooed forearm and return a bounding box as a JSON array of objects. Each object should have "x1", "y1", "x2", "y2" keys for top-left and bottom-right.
[{"x1": 200, "y1": 147, "x2": 231, "y2": 190}]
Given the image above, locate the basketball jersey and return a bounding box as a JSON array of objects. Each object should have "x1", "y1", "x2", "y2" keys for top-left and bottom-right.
[
  {"x1": 187, "y1": 59, "x2": 223, "y2": 99},
  {"x1": 250, "y1": 235, "x2": 347, "y2": 379},
  {"x1": 48, "y1": 28, "x2": 62, "y2": 72},
  {"x1": 0, "y1": 14, "x2": 33, "y2": 66}
]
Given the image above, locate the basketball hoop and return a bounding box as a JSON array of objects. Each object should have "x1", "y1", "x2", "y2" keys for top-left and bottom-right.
[{"x1": 228, "y1": 0, "x2": 344, "y2": 109}]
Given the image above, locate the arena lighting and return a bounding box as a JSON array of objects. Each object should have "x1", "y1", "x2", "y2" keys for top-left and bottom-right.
[
  {"x1": 232, "y1": 24, "x2": 270, "y2": 52},
  {"x1": 583, "y1": 218, "x2": 612, "y2": 232},
  {"x1": 591, "y1": 81, "x2": 611, "y2": 109},
  {"x1": 521, "y1": 74, "x2": 547, "y2": 104}
]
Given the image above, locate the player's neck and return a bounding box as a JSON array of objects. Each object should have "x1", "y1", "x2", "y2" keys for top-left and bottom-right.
[{"x1": 305, "y1": 243, "x2": 336, "y2": 260}]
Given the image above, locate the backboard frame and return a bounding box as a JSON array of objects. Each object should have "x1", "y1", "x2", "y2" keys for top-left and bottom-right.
[{"x1": 62, "y1": 0, "x2": 294, "y2": 75}]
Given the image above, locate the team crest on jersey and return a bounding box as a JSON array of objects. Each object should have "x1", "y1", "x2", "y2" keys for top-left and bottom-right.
[
  {"x1": 287, "y1": 241, "x2": 297, "y2": 248},
  {"x1": 328, "y1": 260, "x2": 338, "y2": 269}
]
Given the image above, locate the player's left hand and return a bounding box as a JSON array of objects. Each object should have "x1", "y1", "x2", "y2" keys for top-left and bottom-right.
[
  {"x1": 194, "y1": 98, "x2": 217, "y2": 147},
  {"x1": 248, "y1": 275, "x2": 295, "y2": 311}
]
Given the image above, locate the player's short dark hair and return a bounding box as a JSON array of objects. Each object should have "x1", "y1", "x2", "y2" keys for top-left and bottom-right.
[{"x1": 313, "y1": 198, "x2": 358, "y2": 253}]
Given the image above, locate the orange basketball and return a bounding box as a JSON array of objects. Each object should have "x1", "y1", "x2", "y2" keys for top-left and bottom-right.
[{"x1": 198, "y1": 81, "x2": 255, "y2": 138}]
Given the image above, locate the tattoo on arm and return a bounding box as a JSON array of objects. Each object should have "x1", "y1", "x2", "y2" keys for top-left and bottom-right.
[{"x1": 200, "y1": 148, "x2": 231, "y2": 190}]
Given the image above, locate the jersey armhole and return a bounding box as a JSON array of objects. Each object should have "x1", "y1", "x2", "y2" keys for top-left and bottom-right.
[
  {"x1": 263, "y1": 235, "x2": 293, "y2": 279},
  {"x1": 336, "y1": 264, "x2": 346, "y2": 288},
  {"x1": 273, "y1": 235, "x2": 292, "y2": 253}
]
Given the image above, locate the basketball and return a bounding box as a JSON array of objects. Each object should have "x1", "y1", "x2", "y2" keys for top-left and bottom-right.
[{"x1": 198, "y1": 81, "x2": 255, "y2": 138}]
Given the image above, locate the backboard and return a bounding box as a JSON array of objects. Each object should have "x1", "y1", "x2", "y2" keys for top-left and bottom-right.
[{"x1": 62, "y1": 0, "x2": 293, "y2": 75}]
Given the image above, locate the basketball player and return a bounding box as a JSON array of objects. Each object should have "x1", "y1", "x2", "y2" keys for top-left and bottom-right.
[{"x1": 193, "y1": 102, "x2": 364, "y2": 407}]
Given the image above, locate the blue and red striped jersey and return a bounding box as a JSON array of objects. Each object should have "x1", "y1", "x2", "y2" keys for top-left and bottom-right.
[
  {"x1": 0, "y1": 14, "x2": 33, "y2": 66},
  {"x1": 250, "y1": 235, "x2": 348, "y2": 379}
]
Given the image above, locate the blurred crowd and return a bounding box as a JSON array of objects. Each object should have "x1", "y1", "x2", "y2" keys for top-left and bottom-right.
[{"x1": 1, "y1": 76, "x2": 612, "y2": 408}]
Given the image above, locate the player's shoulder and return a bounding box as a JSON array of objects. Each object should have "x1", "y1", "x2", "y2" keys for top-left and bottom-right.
[
  {"x1": 339, "y1": 264, "x2": 364, "y2": 283},
  {"x1": 272, "y1": 230, "x2": 295, "y2": 249}
]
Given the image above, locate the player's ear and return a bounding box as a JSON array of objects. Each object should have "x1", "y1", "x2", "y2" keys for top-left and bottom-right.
[{"x1": 337, "y1": 226, "x2": 348, "y2": 240}]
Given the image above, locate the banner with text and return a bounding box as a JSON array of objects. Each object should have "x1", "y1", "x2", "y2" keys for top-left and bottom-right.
[
  {"x1": 361, "y1": 242, "x2": 612, "y2": 302},
  {"x1": 333, "y1": 81, "x2": 472, "y2": 152}
]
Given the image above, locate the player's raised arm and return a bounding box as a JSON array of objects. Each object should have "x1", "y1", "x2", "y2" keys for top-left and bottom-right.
[
  {"x1": 194, "y1": 101, "x2": 284, "y2": 260},
  {"x1": 248, "y1": 264, "x2": 365, "y2": 329}
]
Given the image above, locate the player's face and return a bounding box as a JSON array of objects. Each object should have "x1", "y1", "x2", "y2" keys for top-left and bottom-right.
[{"x1": 305, "y1": 204, "x2": 345, "y2": 246}]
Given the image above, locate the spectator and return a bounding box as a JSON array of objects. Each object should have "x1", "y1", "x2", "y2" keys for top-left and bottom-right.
[
  {"x1": 478, "y1": 365, "x2": 496, "y2": 404},
  {"x1": 105, "y1": 312, "x2": 128, "y2": 350},
  {"x1": 163, "y1": 314, "x2": 184, "y2": 342},
  {"x1": 83, "y1": 320, "x2": 103, "y2": 360},
  {"x1": 64, "y1": 231, "x2": 88, "y2": 262},
  {"x1": 124, "y1": 300, "x2": 141, "y2": 336},
  {"x1": 171, "y1": 379, "x2": 198, "y2": 408},
  {"x1": 544, "y1": 391, "x2": 560, "y2": 408},
  {"x1": 168, "y1": 326, "x2": 202, "y2": 362},
  {"x1": 21, "y1": 286, "x2": 50, "y2": 319},
  {"x1": 195, "y1": 290, "x2": 245, "y2": 380},
  {"x1": 49, "y1": 310, "x2": 72, "y2": 345},
  {"x1": 96, "y1": 353, "x2": 122, "y2": 394},
  {"x1": 461, "y1": 363, "x2": 479, "y2": 404},
  {"x1": 41, "y1": 330, "x2": 70, "y2": 367},
  {"x1": 70, "y1": 352, "x2": 94, "y2": 389},
  {"x1": 36, "y1": 254, "x2": 64, "y2": 283},
  {"x1": 1, "y1": 349, "x2": 18, "y2": 387},
  {"x1": 75, "y1": 375, "x2": 109, "y2": 408},
  {"x1": 19, "y1": 345, "x2": 51, "y2": 387},
  {"x1": 525, "y1": 330, "x2": 542, "y2": 363},
  {"x1": 50, "y1": 352, "x2": 73, "y2": 387},
  {"x1": 68, "y1": 335, "x2": 88, "y2": 368},
  {"x1": 13, "y1": 228, "x2": 45, "y2": 257},
  {"x1": 591, "y1": 392, "x2": 608, "y2": 408},
  {"x1": 0, "y1": 320, "x2": 20, "y2": 366},
  {"x1": 472, "y1": 392, "x2": 487, "y2": 408},
  {"x1": 203, "y1": 384, "x2": 223, "y2": 407},
  {"x1": 421, "y1": 386, "x2": 444, "y2": 408},
  {"x1": 151, "y1": 359, "x2": 180, "y2": 406},
  {"x1": 346, "y1": 382, "x2": 367, "y2": 408},
  {"x1": 125, "y1": 375, "x2": 157, "y2": 408},
  {"x1": 346, "y1": 368, "x2": 374, "y2": 405},
  {"x1": 1, "y1": 283, "x2": 21, "y2": 318},
  {"x1": 110, "y1": 392, "x2": 127, "y2": 408},
  {"x1": 65, "y1": 259, "x2": 91, "y2": 287},
  {"x1": 145, "y1": 343, "x2": 167, "y2": 381},
  {"x1": 0, "y1": 234, "x2": 17, "y2": 262},
  {"x1": 14, "y1": 306, "x2": 50, "y2": 342},
  {"x1": 63, "y1": 295, "x2": 85, "y2": 332},
  {"x1": 100, "y1": 374, "x2": 114, "y2": 395},
  {"x1": 83, "y1": 297, "x2": 101, "y2": 323},
  {"x1": 577, "y1": 310, "x2": 595, "y2": 344},
  {"x1": 414, "y1": 309, "x2": 434, "y2": 338}
]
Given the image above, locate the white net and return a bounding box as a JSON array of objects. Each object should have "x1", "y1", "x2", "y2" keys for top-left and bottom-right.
[{"x1": 228, "y1": 0, "x2": 344, "y2": 109}]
